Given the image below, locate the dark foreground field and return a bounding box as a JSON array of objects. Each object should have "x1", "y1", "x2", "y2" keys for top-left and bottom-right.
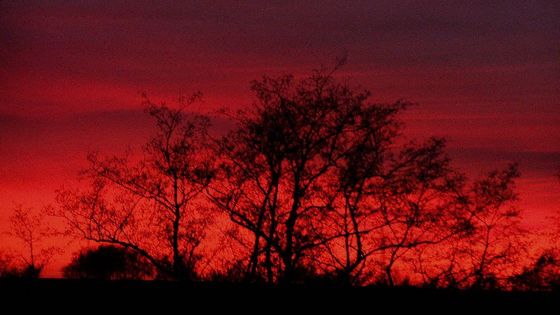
[{"x1": 1, "y1": 279, "x2": 558, "y2": 311}]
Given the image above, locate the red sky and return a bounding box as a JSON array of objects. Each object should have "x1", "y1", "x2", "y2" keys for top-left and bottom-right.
[{"x1": 1, "y1": 1, "x2": 559, "y2": 276}]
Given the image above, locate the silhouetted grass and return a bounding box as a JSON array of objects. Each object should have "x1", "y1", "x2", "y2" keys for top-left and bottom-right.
[{"x1": 1, "y1": 278, "x2": 558, "y2": 311}]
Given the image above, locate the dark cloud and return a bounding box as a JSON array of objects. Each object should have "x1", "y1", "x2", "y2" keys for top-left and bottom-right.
[
  {"x1": 1, "y1": 1, "x2": 558, "y2": 75},
  {"x1": 448, "y1": 148, "x2": 560, "y2": 176}
]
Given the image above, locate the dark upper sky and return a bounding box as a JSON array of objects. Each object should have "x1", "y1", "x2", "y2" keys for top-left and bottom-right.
[{"x1": 1, "y1": 1, "x2": 559, "y2": 234}]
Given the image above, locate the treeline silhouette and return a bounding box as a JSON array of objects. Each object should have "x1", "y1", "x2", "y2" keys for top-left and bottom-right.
[{"x1": 2, "y1": 66, "x2": 560, "y2": 291}]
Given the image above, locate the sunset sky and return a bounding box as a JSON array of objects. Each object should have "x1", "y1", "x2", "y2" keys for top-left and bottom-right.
[{"x1": 1, "y1": 1, "x2": 559, "y2": 275}]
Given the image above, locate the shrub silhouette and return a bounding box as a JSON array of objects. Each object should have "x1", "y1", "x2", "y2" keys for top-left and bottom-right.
[
  {"x1": 63, "y1": 246, "x2": 154, "y2": 280},
  {"x1": 510, "y1": 251, "x2": 560, "y2": 291},
  {"x1": 0, "y1": 253, "x2": 20, "y2": 278},
  {"x1": 0, "y1": 252, "x2": 45, "y2": 279}
]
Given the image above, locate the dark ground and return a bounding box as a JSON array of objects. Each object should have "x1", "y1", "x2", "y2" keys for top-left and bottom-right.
[{"x1": 0, "y1": 279, "x2": 558, "y2": 312}]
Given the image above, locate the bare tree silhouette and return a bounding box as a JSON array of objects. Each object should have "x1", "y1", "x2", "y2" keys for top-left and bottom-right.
[
  {"x1": 208, "y1": 64, "x2": 485, "y2": 285},
  {"x1": 322, "y1": 137, "x2": 467, "y2": 286},
  {"x1": 54, "y1": 95, "x2": 215, "y2": 281},
  {"x1": 466, "y1": 165, "x2": 524, "y2": 288},
  {"x1": 9, "y1": 205, "x2": 57, "y2": 278},
  {"x1": 413, "y1": 164, "x2": 524, "y2": 289},
  {"x1": 209, "y1": 62, "x2": 394, "y2": 283},
  {"x1": 50, "y1": 66, "x2": 528, "y2": 288}
]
